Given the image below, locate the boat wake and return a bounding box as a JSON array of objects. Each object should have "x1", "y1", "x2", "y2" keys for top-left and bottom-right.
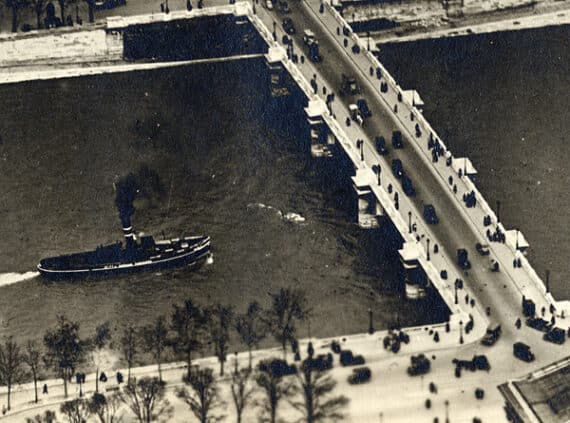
[
  {"x1": 0, "y1": 271, "x2": 40, "y2": 288},
  {"x1": 247, "y1": 203, "x2": 306, "y2": 224}
]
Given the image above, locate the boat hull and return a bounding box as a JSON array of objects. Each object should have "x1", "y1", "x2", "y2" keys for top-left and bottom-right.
[{"x1": 38, "y1": 240, "x2": 211, "y2": 280}]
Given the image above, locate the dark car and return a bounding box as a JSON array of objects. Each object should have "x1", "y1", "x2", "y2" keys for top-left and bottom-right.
[
  {"x1": 375, "y1": 136, "x2": 388, "y2": 155},
  {"x1": 457, "y1": 248, "x2": 471, "y2": 270},
  {"x1": 392, "y1": 159, "x2": 404, "y2": 179},
  {"x1": 278, "y1": 0, "x2": 290, "y2": 13},
  {"x1": 407, "y1": 354, "x2": 430, "y2": 376},
  {"x1": 526, "y1": 317, "x2": 552, "y2": 333},
  {"x1": 357, "y1": 99, "x2": 372, "y2": 118},
  {"x1": 402, "y1": 175, "x2": 416, "y2": 196},
  {"x1": 282, "y1": 18, "x2": 295, "y2": 34},
  {"x1": 544, "y1": 327, "x2": 565, "y2": 344},
  {"x1": 348, "y1": 367, "x2": 371, "y2": 384},
  {"x1": 308, "y1": 43, "x2": 322, "y2": 63},
  {"x1": 473, "y1": 355, "x2": 490, "y2": 371},
  {"x1": 258, "y1": 359, "x2": 297, "y2": 377},
  {"x1": 513, "y1": 342, "x2": 535, "y2": 362},
  {"x1": 423, "y1": 205, "x2": 438, "y2": 224},
  {"x1": 340, "y1": 350, "x2": 365, "y2": 366},
  {"x1": 304, "y1": 354, "x2": 333, "y2": 371},
  {"x1": 392, "y1": 131, "x2": 403, "y2": 149}
]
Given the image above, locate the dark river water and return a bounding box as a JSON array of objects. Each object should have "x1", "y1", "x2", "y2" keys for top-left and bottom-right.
[
  {"x1": 0, "y1": 58, "x2": 447, "y2": 351},
  {"x1": 378, "y1": 25, "x2": 570, "y2": 300}
]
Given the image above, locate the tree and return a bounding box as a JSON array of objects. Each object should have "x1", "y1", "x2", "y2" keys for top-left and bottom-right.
[
  {"x1": 0, "y1": 336, "x2": 24, "y2": 411},
  {"x1": 230, "y1": 359, "x2": 254, "y2": 423},
  {"x1": 83, "y1": 0, "x2": 94, "y2": 22},
  {"x1": 177, "y1": 367, "x2": 224, "y2": 423},
  {"x1": 235, "y1": 301, "x2": 266, "y2": 371},
  {"x1": 289, "y1": 360, "x2": 348, "y2": 423},
  {"x1": 255, "y1": 362, "x2": 291, "y2": 423},
  {"x1": 91, "y1": 321, "x2": 112, "y2": 393},
  {"x1": 141, "y1": 316, "x2": 168, "y2": 382},
  {"x1": 60, "y1": 399, "x2": 90, "y2": 423},
  {"x1": 25, "y1": 410, "x2": 57, "y2": 423},
  {"x1": 4, "y1": 0, "x2": 27, "y2": 33},
  {"x1": 265, "y1": 288, "x2": 310, "y2": 359},
  {"x1": 43, "y1": 315, "x2": 86, "y2": 398},
  {"x1": 120, "y1": 325, "x2": 137, "y2": 383},
  {"x1": 29, "y1": 0, "x2": 47, "y2": 28},
  {"x1": 120, "y1": 377, "x2": 170, "y2": 423},
  {"x1": 170, "y1": 299, "x2": 207, "y2": 379},
  {"x1": 88, "y1": 392, "x2": 123, "y2": 423},
  {"x1": 23, "y1": 340, "x2": 42, "y2": 404},
  {"x1": 207, "y1": 304, "x2": 233, "y2": 376}
]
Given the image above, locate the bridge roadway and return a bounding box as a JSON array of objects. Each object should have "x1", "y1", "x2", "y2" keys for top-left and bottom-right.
[{"x1": 247, "y1": 1, "x2": 570, "y2": 421}]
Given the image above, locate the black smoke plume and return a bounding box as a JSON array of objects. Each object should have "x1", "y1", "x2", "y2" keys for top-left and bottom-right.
[{"x1": 115, "y1": 165, "x2": 165, "y2": 228}]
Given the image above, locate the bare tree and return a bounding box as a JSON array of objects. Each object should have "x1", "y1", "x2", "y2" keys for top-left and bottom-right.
[
  {"x1": 2, "y1": 0, "x2": 27, "y2": 32},
  {"x1": 23, "y1": 340, "x2": 42, "y2": 404},
  {"x1": 141, "y1": 316, "x2": 168, "y2": 381},
  {"x1": 235, "y1": 301, "x2": 266, "y2": 371},
  {"x1": 88, "y1": 392, "x2": 123, "y2": 423},
  {"x1": 255, "y1": 361, "x2": 291, "y2": 423},
  {"x1": 28, "y1": 0, "x2": 47, "y2": 28},
  {"x1": 43, "y1": 315, "x2": 86, "y2": 398},
  {"x1": 207, "y1": 304, "x2": 233, "y2": 376},
  {"x1": 25, "y1": 410, "x2": 57, "y2": 423},
  {"x1": 91, "y1": 321, "x2": 112, "y2": 393},
  {"x1": 289, "y1": 360, "x2": 348, "y2": 423},
  {"x1": 265, "y1": 288, "x2": 310, "y2": 359},
  {"x1": 170, "y1": 299, "x2": 207, "y2": 379},
  {"x1": 0, "y1": 336, "x2": 24, "y2": 411},
  {"x1": 120, "y1": 325, "x2": 137, "y2": 383},
  {"x1": 230, "y1": 359, "x2": 254, "y2": 423},
  {"x1": 60, "y1": 399, "x2": 91, "y2": 423},
  {"x1": 178, "y1": 367, "x2": 225, "y2": 423},
  {"x1": 120, "y1": 377, "x2": 170, "y2": 423}
]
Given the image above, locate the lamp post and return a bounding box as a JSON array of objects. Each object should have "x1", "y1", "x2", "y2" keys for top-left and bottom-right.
[
  {"x1": 368, "y1": 307, "x2": 374, "y2": 334},
  {"x1": 459, "y1": 320, "x2": 464, "y2": 344},
  {"x1": 408, "y1": 211, "x2": 412, "y2": 233},
  {"x1": 516, "y1": 228, "x2": 519, "y2": 251},
  {"x1": 426, "y1": 238, "x2": 430, "y2": 261},
  {"x1": 444, "y1": 400, "x2": 449, "y2": 423},
  {"x1": 454, "y1": 281, "x2": 458, "y2": 304},
  {"x1": 367, "y1": 31, "x2": 370, "y2": 51}
]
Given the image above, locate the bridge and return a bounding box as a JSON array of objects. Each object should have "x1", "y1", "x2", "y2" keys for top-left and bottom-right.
[{"x1": 1, "y1": 2, "x2": 569, "y2": 422}]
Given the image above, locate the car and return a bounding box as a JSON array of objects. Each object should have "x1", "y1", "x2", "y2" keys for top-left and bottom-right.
[
  {"x1": 392, "y1": 159, "x2": 404, "y2": 179},
  {"x1": 278, "y1": 0, "x2": 290, "y2": 13},
  {"x1": 544, "y1": 327, "x2": 565, "y2": 344},
  {"x1": 356, "y1": 99, "x2": 372, "y2": 118},
  {"x1": 392, "y1": 131, "x2": 403, "y2": 148},
  {"x1": 513, "y1": 342, "x2": 535, "y2": 362},
  {"x1": 265, "y1": 0, "x2": 274, "y2": 9},
  {"x1": 407, "y1": 354, "x2": 430, "y2": 376},
  {"x1": 339, "y1": 74, "x2": 360, "y2": 96},
  {"x1": 526, "y1": 317, "x2": 552, "y2": 333},
  {"x1": 308, "y1": 42, "x2": 322, "y2": 63},
  {"x1": 349, "y1": 104, "x2": 363, "y2": 124},
  {"x1": 258, "y1": 359, "x2": 297, "y2": 377},
  {"x1": 374, "y1": 136, "x2": 388, "y2": 155},
  {"x1": 303, "y1": 29, "x2": 316, "y2": 46},
  {"x1": 475, "y1": 388, "x2": 485, "y2": 400},
  {"x1": 330, "y1": 340, "x2": 341, "y2": 354},
  {"x1": 348, "y1": 367, "x2": 371, "y2": 384},
  {"x1": 423, "y1": 205, "x2": 438, "y2": 224},
  {"x1": 402, "y1": 175, "x2": 416, "y2": 196},
  {"x1": 282, "y1": 18, "x2": 295, "y2": 34},
  {"x1": 340, "y1": 350, "x2": 365, "y2": 366},
  {"x1": 457, "y1": 248, "x2": 471, "y2": 270},
  {"x1": 476, "y1": 242, "x2": 490, "y2": 255},
  {"x1": 481, "y1": 322, "x2": 501, "y2": 346},
  {"x1": 304, "y1": 353, "x2": 333, "y2": 371},
  {"x1": 473, "y1": 355, "x2": 490, "y2": 371}
]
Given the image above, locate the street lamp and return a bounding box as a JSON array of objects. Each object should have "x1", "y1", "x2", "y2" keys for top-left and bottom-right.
[
  {"x1": 367, "y1": 31, "x2": 370, "y2": 51},
  {"x1": 515, "y1": 228, "x2": 519, "y2": 250},
  {"x1": 496, "y1": 200, "x2": 501, "y2": 222},
  {"x1": 426, "y1": 238, "x2": 430, "y2": 261},
  {"x1": 408, "y1": 211, "x2": 412, "y2": 233},
  {"x1": 459, "y1": 320, "x2": 464, "y2": 344},
  {"x1": 368, "y1": 307, "x2": 374, "y2": 334},
  {"x1": 444, "y1": 400, "x2": 449, "y2": 423},
  {"x1": 454, "y1": 282, "x2": 458, "y2": 305}
]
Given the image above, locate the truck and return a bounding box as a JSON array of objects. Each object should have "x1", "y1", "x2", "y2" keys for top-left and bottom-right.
[
  {"x1": 513, "y1": 342, "x2": 535, "y2": 362},
  {"x1": 481, "y1": 321, "x2": 501, "y2": 346},
  {"x1": 544, "y1": 327, "x2": 565, "y2": 345}
]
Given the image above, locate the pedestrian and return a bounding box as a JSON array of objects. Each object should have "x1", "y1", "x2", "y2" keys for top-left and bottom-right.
[
  {"x1": 186, "y1": 0, "x2": 192, "y2": 10},
  {"x1": 43, "y1": 383, "x2": 48, "y2": 395},
  {"x1": 160, "y1": 2, "x2": 164, "y2": 12},
  {"x1": 515, "y1": 318, "x2": 522, "y2": 329},
  {"x1": 465, "y1": 294, "x2": 469, "y2": 304}
]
